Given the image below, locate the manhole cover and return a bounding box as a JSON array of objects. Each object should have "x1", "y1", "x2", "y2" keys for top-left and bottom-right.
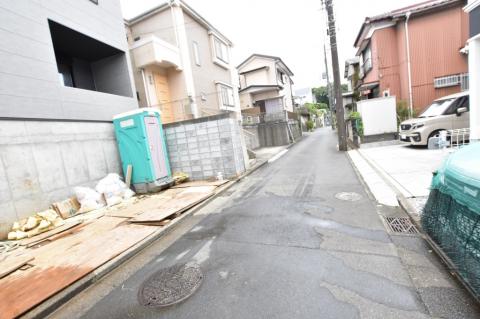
[
  {"x1": 335, "y1": 192, "x2": 362, "y2": 201},
  {"x1": 382, "y1": 216, "x2": 419, "y2": 235},
  {"x1": 138, "y1": 263, "x2": 203, "y2": 308}
]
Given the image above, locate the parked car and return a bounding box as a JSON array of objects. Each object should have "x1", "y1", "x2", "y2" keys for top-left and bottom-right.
[{"x1": 399, "y1": 91, "x2": 470, "y2": 146}]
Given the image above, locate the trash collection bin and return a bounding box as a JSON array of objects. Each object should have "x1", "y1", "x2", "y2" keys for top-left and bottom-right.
[
  {"x1": 113, "y1": 108, "x2": 173, "y2": 193},
  {"x1": 422, "y1": 142, "x2": 480, "y2": 296}
]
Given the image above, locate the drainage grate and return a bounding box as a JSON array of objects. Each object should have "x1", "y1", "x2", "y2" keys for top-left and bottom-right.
[
  {"x1": 138, "y1": 263, "x2": 203, "y2": 308},
  {"x1": 383, "y1": 216, "x2": 419, "y2": 235},
  {"x1": 335, "y1": 192, "x2": 362, "y2": 202}
]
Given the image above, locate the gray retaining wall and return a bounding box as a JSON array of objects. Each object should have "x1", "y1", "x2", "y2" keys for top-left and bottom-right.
[{"x1": 0, "y1": 120, "x2": 122, "y2": 238}]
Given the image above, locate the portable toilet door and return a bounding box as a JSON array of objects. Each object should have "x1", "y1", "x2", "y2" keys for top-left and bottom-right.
[{"x1": 144, "y1": 115, "x2": 169, "y2": 180}]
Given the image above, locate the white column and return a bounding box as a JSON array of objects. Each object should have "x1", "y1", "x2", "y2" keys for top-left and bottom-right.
[
  {"x1": 170, "y1": 1, "x2": 199, "y2": 118},
  {"x1": 470, "y1": 38, "x2": 480, "y2": 142}
]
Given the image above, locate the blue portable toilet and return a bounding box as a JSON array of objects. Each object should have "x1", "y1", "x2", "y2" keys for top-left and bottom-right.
[{"x1": 113, "y1": 108, "x2": 173, "y2": 193}]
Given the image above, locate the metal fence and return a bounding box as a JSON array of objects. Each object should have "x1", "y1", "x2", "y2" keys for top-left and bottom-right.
[{"x1": 430, "y1": 128, "x2": 470, "y2": 150}]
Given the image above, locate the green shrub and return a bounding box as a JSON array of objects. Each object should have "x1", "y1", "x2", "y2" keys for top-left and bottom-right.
[
  {"x1": 348, "y1": 111, "x2": 364, "y2": 137},
  {"x1": 396, "y1": 100, "x2": 416, "y2": 126},
  {"x1": 306, "y1": 120, "x2": 315, "y2": 131}
]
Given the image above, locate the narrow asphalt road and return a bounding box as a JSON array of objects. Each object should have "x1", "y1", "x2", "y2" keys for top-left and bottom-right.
[{"x1": 50, "y1": 128, "x2": 479, "y2": 319}]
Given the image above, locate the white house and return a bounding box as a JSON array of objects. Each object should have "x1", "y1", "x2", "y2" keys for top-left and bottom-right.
[{"x1": 237, "y1": 54, "x2": 295, "y2": 113}]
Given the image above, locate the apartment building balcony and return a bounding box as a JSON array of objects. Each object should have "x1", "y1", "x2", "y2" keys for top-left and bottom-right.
[{"x1": 130, "y1": 35, "x2": 182, "y2": 70}]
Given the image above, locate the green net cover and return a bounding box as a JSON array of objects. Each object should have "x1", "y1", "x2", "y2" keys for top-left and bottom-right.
[{"x1": 422, "y1": 143, "x2": 480, "y2": 297}]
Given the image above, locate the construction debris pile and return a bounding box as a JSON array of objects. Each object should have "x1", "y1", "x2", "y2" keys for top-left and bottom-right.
[
  {"x1": 7, "y1": 210, "x2": 64, "y2": 241},
  {"x1": 0, "y1": 175, "x2": 229, "y2": 319},
  {"x1": 6, "y1": 173, "x2": 134, "y2": 242}
]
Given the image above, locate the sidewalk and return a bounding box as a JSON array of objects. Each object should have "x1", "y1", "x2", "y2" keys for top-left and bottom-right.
[{"x1": 349, "y1": 144, "x2": 450, "y2": 214}]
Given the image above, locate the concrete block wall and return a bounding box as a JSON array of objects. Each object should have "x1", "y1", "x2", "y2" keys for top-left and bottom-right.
[
  {"x1": 164, "y1": 113, "x2": 246, "y2": 181},
  {"x1": 242, "y1": 126, "x2": 261, "y2": 150},
  {"x1": 288, "y1": 121, "x2": 302, "y2": 141},
  {"x1": 257, "y1": 122, "x2": 290, "y2": 147},
  {"x1": 0, "y1": 120, "x2": 121, "y2": 238},
  {"x1": 243, "y1": 119, "x2": 301, "y2": 148}
]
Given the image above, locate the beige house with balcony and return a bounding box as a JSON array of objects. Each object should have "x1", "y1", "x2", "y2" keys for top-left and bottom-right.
[
  {"x1": 126, "y1": 0, "x2": 240, "y2": 123},
  {"x1": 237, "y1": 54, "x2": 295, "y2": 114}
]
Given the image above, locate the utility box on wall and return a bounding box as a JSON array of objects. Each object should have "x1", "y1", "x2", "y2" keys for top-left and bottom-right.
[{"x1": 113, "y1": 108, "x2": 173, "y2": 193}]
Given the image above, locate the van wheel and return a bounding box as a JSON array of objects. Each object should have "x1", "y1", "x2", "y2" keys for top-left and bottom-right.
[
  {"x1": 428, "y1": 130, "x2": 450, "y2": 143},
  {"x1": 428, "y1": 130, "x2": 442, "y2": 140}
]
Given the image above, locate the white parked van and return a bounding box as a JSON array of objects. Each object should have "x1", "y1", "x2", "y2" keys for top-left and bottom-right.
[{"x1": 399, "y1": 91, "x2": 470, "y2": 146}]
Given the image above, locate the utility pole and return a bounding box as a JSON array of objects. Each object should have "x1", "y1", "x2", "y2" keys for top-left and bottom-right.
[
  {"x1": 324, "y1": 0, "x2": 347, "y2": 151},
  {"x1": 323, "y1": 43, "x2": 336, "y2": 130}
]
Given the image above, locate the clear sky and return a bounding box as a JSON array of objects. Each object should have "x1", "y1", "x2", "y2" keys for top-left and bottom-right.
[{"x1": 120, "y1": 0, "x2": 422, "y2": 90}]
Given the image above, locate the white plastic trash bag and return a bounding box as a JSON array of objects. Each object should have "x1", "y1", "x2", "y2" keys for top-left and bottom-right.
[
  {"x1": 74, "y1": 186, "x2": 105, "y2": 213},
  {"x1": 95, "y1": 173, "x2": 135, "y2": 206}
]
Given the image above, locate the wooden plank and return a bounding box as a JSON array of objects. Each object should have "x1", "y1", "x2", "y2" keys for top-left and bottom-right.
[
  {"x1": 131, "y1": 186, "x2": 215, "y2": 223},
  {"x1": 105, "y1": 190, "x2": 180, "y2": 218},
  {"x1": 172, "y1": 180, "x2": 229, "y2": 189},
  {"x1": 28, "y1": 223, "x2": 88, "y2": 247},
  {"x1": 0, "y1": 217, "x2": 157, "y2": 318},
  {"x1": 0, "y1": 256, "x2": 34, "y2": 279},
  {"x1": 19, "y1": 220, "x2": 82, "y2": 247},
  {"x1": 125, "y1": 165, "x2": 133, "y2": 189}
]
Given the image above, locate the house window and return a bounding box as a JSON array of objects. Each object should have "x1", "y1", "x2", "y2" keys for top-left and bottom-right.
[
  {"x1": 48, "y1": 20, "x2": 132, "y2": 97},
  {"x1": 214, "y1": 37, "x2": 229, "y2": 63},
  {"x1": 192, "y1": 41, "x2": 201, "y2": 66},
  {"x1": 218, "y1": 84, "x2": 234, "y2": 108},
  {"x1": 433, "y1": 74, "x2": 469, "y2": 89},
  {"x1": 278, "y1": 70, "x2": 285, "y2": 84},
  {"x1": 362, "y1": 45, "x2": 372, "y2": 74}
]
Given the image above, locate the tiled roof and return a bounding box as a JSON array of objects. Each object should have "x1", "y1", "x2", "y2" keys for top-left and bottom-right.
[{"x1": 354, "y1": 0, "x2": 464, "y2": 47}]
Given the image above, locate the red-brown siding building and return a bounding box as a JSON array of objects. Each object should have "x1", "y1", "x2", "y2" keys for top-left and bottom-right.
[{"x1": 354, "y1": 0, "x2": 469, "y2": 113}]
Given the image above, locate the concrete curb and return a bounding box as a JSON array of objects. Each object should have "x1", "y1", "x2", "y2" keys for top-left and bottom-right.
[{"x1": 23, "y1": 145, "x2": 282, "y2": 319}]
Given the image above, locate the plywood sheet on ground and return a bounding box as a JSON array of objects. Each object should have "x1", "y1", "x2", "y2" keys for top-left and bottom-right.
[
  {"x1": 0, "y1": 216, "x2": 158, "y2": 318},
  {"x1": 0, "y1": 256, "x2": 34, "y2": 279},
  {"x1": 172, "y1": 180, "x2": 229, "y2": 189},
  {"x1": 131, "y1": 186, "x2": 216, "y2": 223},
  {"x1": 19, "y1": 220, "x2": 82, "y2": 247},
  {"x1": 105, "y1": 192, "x2": 177, "y2": 218}
]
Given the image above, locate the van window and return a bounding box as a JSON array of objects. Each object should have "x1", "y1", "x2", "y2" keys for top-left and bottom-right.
[
  {"x1": 461, "y1": 96, "x2": 470, "y2": 111},
  {"x1": 419, "y1": 99, "x2": 454, "y2": 117},
  {"x1": 444, "y1": 96, "x2": 469, "y2": 115}
]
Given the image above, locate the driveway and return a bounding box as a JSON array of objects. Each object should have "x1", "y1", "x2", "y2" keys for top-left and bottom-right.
[{"x1": 359, "y1": 145, "x2": 449, "y2": 198}]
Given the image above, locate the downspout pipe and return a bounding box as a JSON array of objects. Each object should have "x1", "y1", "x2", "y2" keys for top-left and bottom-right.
[{"x1": 405, "y1": 12, "x2": 414, "y2": 118}]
